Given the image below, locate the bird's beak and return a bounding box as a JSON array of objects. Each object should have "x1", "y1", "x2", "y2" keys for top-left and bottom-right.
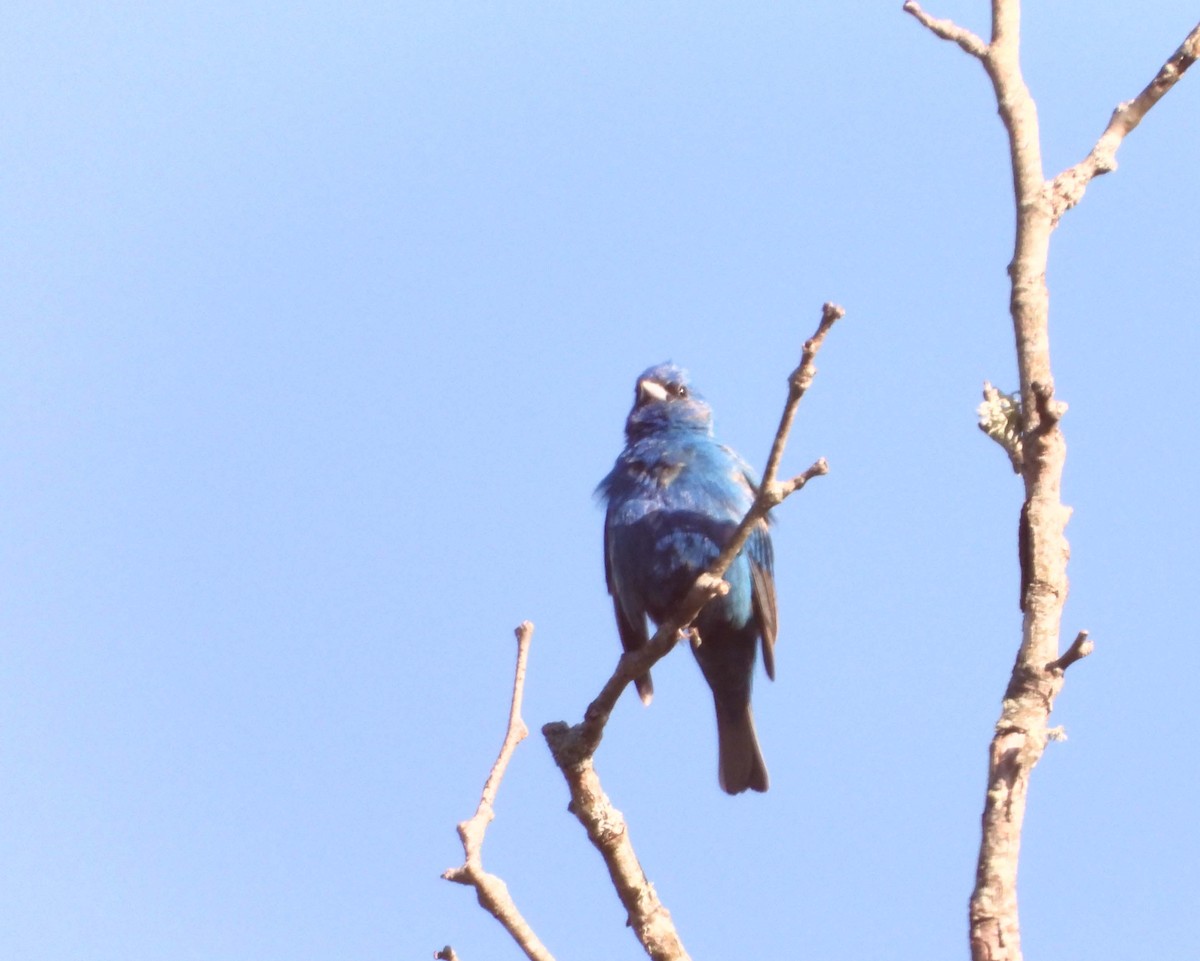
[{"x1": 637, "y1": 379, "x2": 669, "y2": 404}]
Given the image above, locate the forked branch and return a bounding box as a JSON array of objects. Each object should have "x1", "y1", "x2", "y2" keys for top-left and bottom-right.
[{"x1": 906, "y1": 4, "x2": 1196, "y2": 961}]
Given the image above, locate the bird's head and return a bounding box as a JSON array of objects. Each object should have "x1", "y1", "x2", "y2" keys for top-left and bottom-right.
[{"x1": 624, "y1": 362, "x2": 714, "y2": 440}]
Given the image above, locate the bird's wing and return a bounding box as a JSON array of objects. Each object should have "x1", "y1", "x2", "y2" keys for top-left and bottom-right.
[
  {"x1": 716, "y1": 451, "x2": 780, "y2": 679},
  {"x1": 603, "y1": 503, "x2": 654, "y2": 704},
  {"x1": 747, "y1": 520, "x2": 778, "y2": 680},
  {"x1": 727, "y1": 455, "x2": 778, "y2": 679}
]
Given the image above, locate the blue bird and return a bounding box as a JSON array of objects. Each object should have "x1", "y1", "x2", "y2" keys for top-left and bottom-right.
[{"x1": 598, "y1": 363, "x2": 777, "y2": 794}]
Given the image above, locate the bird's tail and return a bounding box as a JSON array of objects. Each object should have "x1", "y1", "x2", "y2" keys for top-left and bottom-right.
[{"x1": 715, "y1": 700, "x2": 768, "y2": 794}]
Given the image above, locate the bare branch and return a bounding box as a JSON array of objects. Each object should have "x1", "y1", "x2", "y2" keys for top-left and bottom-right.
[
  {"x1": 917, "y1": 2, "x2": 1194, "y2": 958},
  {"x1": 435, "y1": 948, "x2": 461, "y2": 961},
  {"x1": 954, "y1": 3, "x2": 1060, "y2": 954},
  {"x1": 710, "y1": 303, "x2": 842, "y2": 582},
  {"x1": 1049, "y1": 21, "x2": 1200, "y2": 224},
  {"x1": 760, "y1": 302, "x2": 843, "y2": 490},
  {"x1": 542, "y1": 302, "x2": 843, "y2": 961},
  {"x1": 902, "y1": 1, "x2": 989, "y2": 59},
  {"x1": 539, "y1": 736, "x2": 692, "y2": 961},
  {"x1": 904, "y1": 1, "x2": 1197, "y2": 958},
  {"x1": 443, "y1": 623, "x2": 554, "y2": 961},
  {"x1": 1047, "y1": 630, "x2": 1094, "y2": 673},
  {"x1": 775, "y1": 458, "x2": 830, "y2": 500}
]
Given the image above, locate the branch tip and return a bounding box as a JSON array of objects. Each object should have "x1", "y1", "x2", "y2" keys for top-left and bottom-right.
[
  {"x1": 819, "y1": 300, "x2": 846, "y2": 330},
  {"x1": 805, "y1": 302, "x2": 845, "y2": 355},
  {"x1": 1047, "y1": 631, "x2": 1094, "y2": 673},
  {"x1": 779, "y1": 458, "x2": 830, "y2": 497},
  {"x1": 763, "y1": 302, "x2": 843, "y2": 489},
  {"x1": 902, "y1": 1, "x2": 988, "y2": 59}
]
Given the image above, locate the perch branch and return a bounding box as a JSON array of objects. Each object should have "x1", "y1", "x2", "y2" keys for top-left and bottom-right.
[
  {"x1": 435, "y1": 948, "x2": 461, "y2": 961},
  {"x1": 1049, "y1": 21, "x2": 1200, "y2": 224},
  {"x1": 543, "y1": 301, "x2": 843, "y2": 961},
  {"x1": 443, "y1": 623, "x2": 554, "y2": 961}
]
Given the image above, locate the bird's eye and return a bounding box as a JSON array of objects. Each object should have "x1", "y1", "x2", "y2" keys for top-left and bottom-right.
[{"x1": 674, "y1": 384, "x2": 688, "y2": 398}]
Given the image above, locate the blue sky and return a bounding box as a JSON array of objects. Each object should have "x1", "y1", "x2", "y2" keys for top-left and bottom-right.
[{"x1": 3, "y1": 3, "x2": 1199, "y2": 959}]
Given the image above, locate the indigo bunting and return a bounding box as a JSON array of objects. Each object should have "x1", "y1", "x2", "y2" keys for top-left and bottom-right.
[{"x1": 598, "y1": 363, "x2": 777, "y2": 794}]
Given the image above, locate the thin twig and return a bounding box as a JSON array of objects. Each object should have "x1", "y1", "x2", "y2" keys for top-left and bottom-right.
[
  {"x1": 443, "y1": 623, "x2": 554, "y2": 961},
  {"x1": 760, "y1": 302, "x2": 844, "y2": 489},
  {"x1": 1047, "y1": 630, "x2": 1094, "y2": 673},
  {"x1": 1049, "y1": 22, "x2": 1200, "y2": 224},
  {"x1": 902, "y1": 1, "x2": 989, "y2": 59},
  {"x1": 542, "y1": 302, "x2": 843, "y2": 961}
]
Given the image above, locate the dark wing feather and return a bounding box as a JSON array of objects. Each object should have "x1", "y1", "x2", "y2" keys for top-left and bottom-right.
[
  {"x1": 747, "y1": 520, "x2": 777, "y2": 681},
  {"x1": 604, "y1": 507, "x2": 654, "y2": 704}
]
